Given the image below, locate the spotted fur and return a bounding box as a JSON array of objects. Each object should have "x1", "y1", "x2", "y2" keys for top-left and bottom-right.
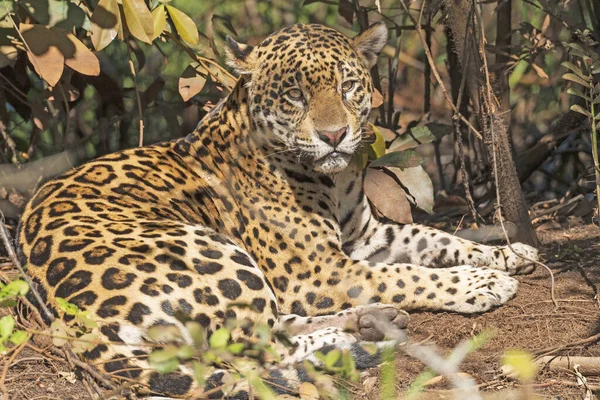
[{"x1": 17, "y1": 23, "x2": 538, "y2": 398}]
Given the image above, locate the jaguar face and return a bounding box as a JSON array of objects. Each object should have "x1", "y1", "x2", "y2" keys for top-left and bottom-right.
[{"x1": 226, "y1": 23, "x2": 388, "y2": 174}]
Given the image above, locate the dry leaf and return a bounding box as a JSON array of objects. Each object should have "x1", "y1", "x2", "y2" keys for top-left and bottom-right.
[
  {"x1": 20, "y1": 24, "x2": 64, "y2": 86},
  {"x1": 179, "y1": 64, "x2": 206, "y2": 102},
  {"x1": 364, "y1": 168, "x2": 413, "y2": 224},
  {"x1": 371, "y1": 88, "x2": 383, "y2": 108},
  {"x1": 50, "y1": 28, "x2": 100, "y2": 76},
  {"x1": 90, "y1": 0, "x2": 121, "y2": 51},
  {"x1": 298, "y1": 382, "x2": 320, "y2": 400},
  {"x1": 388, "y1": 166, "x2": 434, "y2": 214}
]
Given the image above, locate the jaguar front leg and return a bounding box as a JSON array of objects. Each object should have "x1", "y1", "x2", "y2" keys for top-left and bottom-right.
[
  {"x1": 281, "y1": 256, "x2": 519, "y2": 316},
  {"x1": 347, "y1": 222, "x2": 538, "y2": 275}
]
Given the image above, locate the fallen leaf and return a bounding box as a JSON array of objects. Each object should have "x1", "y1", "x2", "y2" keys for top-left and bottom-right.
[
  {"x1": 364, "y1": 168, "x2": 412, "y2": 224},
  {"x1": 388, "y1": 166, "x2": 434, "y2": 214}
]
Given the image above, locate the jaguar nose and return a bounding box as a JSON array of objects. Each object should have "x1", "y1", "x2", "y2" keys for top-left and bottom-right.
[{"x1": 317, "y1": 126, "x2": 348, "y2": 147}]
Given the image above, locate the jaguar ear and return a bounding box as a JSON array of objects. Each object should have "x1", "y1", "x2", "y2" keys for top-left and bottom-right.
[
  {"x1": 352, "y1": 22, "x2": 388, "y2": 68},
  {"x1": 225, "y1": 36, "x2": 257, "y2": 75}
]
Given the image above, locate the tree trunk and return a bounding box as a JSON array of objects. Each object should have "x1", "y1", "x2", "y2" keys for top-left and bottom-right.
[{"x1": 444, "y1": 0, "x2": 539, "y2": 246}]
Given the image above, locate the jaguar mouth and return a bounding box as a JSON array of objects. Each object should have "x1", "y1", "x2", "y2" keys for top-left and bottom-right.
[{"x1": 312, "y1": 151, "x2": 352, "y2": 174}]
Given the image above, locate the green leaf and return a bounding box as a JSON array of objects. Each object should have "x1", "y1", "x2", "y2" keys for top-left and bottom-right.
[
  {"x1": 0, "y1": 300, "x2": 18, "y2": 308},
  {"x1": 71, "y1": 333, "x2": 98, "y2": 353},
  {"x1": 152, "y1": 357, "x2": 180, "y2": 374},
  {"x1": 405, "y1": 370, "x2": 437, "y2": 400},
  {"x1": 468, "y1": 330, "x2": 493, "y2": 352},
  {"x1": 55, "y1": 297, "x2": 79, "y2": 316},
  {"x1": 151, "y1": 5, "x2": 166, "y2": 41},
  {"x1": 566, "y1": 42, "x2": 587, "y2": 58},
  {"x1": 185, "y1": 321, "x2": 205, "y2": 347},
  {"x1": 0, "y1": 280, "x2": 29, "y2": 299},
  {"x1": 563, "y1": 72, "x2": 591, "y2": 87},
  {"x1": 147, "y1": 324, "x2": 182, "y2": 342},
  {"x1": 192, "y1": 361, "x2": 206, "y2": 386},
  {"x1": 561, "y1": 61, "x2": 588, "y2": 80},
  {"x1": 570, "y1": 104, "x2": 592, "y2": 117},
  {"x1": 149, "y1": 345, "x2": 178, "y2": 364},
  {"x1": 122, "y1": 0, "x2": 154, "y2": 44},
  {"x1": 369, "y1": 150, "x2": 424, "y2": 169},
  {"x1": 176, "y1": 345, "x2": 196, "y2": 360},
  {"x1": 166, "y1": 6, "x2": 199, "y2": 45},
  {"x1": 0, "y1": 315, "x2": 15, "y2": 339},
  {"x1": 566, "y1": 87, "x2": 591, "y2": 101},
  {"x1": 389, "y1": 123, "x2": 452, "y2": 152},
  {"x1": 90, "y1": 0, "x2": 121, "y2": 51},
  {"x1": 50, "y1": 320, "x2": 68, "y2": 347},
  {"x1": 9, "y1": 330, "x2": 28, "y2": 345},
  {"x1": 76, "y1": 311, "x2": 98, "y2": 329},
  {"x1": 369, "y1": 125, "x2": 386, "y2": 159},
  {"x1": 209, "y1": 328, "x2": 230, "y2": 348},
  {"x1": 227, "y1": 342, "x2": 245, "y2": 354},
  {"x1": 325, "y1": 349, "x2": 341, "y2": 368}
]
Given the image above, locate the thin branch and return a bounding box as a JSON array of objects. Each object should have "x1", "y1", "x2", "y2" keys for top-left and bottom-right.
[
  {"x1": 398, "y1": 0, "x2": 483, "y2": 140},
  {"x1": 127, "y1": 43, "x2": 144, "y2": 147}
]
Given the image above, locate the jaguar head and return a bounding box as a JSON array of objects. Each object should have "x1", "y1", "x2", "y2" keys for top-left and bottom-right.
[{"x1": 226, "y1": 23, "x2": 388, "y2": 174}]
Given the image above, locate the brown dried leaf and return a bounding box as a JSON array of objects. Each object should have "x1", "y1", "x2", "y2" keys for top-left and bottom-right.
[
  {"x1": 20, "y1": 24, "x2": 64, "y2": 86},
  {"x1": 363, "y1": 168, "x2": 412, "y2": 224},
  {"x1": 371, "y1": 88, "x2": 383, "y2": 108},
  {"x1": 90, "y1": 0, "x2": 121, "y2": 51},
  {"x1": 298, "y1": 382, "x2": 320, "y2": 400},
  {"x1": 51, "y1": 28, "x2": 100, "y2": 76},
  {"x1": 388, "y1": 166, "x2": 434, "y2": 214},
  {"x1": 531, "y1": 63, "x2": 548, "y2": 80},
  {"x1": 179, "y1": 64, "x2": 206, "y2": 102}
]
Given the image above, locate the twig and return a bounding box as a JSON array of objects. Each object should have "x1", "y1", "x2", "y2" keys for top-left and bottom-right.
[
  {"x1": 534, "y1": 332, "x2": 600, "y2": 358},
  {"x1": 126, "y1": 43, "x2": 144, "y2": 147},
  {"x1": 531, "y1": 194, "x2": 584, "y2": 219},
  {"x1": 398, "y1": 0, "x2": 483, "y2": 140},
  {"x1": 0, "y1": 342, "x2": 26, "y2": 399},
  {"x1": 453, "y1": 0, "x2": 478, "y2": 226},
  {"x1": 0, "y1": 214, "x2": 54, "y2": 322}
]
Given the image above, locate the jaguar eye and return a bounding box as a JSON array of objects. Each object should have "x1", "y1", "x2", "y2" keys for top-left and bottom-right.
[
  {"x1": 341, "y1": 80, "x2": 356, "y2": 92},
  {"x1": 286, "y1": 88, "x2": 304, "y2": 101}
]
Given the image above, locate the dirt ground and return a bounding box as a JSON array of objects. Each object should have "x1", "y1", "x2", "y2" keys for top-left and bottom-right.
[{"x1": 1, "y1": 223, "x2": 599, "y2": 399}]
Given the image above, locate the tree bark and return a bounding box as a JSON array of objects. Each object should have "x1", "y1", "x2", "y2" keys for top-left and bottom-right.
[{"x1": 444, "y1": 0, "x2": 539, "y2": 246}]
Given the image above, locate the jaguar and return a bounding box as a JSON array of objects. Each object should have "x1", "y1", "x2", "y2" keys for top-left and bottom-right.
[{"x1": 18, "y1": 22, "x2": 538, "y2": 398}]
